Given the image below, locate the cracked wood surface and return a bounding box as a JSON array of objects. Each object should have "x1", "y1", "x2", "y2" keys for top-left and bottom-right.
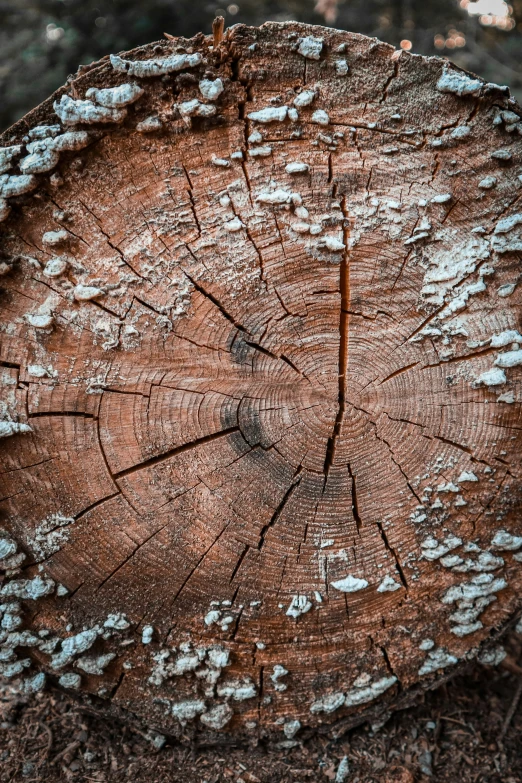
[{"x1": 0, "y1": 21, "x2": 522, "y2": 742}]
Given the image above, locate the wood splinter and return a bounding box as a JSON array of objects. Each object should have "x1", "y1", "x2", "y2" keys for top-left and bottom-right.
[{"x1": 213, "y1": 15, "x2": 225, "y2": 48}]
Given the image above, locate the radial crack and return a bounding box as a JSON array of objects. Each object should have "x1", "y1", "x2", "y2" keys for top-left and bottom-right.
[
  {"x1": 323, "y1": 196, "x2": 350, "y2": 476},
  {"x1": 347, "y1": 463, "x2": 362, "y2": 532},
  {"x1": 257, "y1": 470, "x2": 302, "y2": 552},
  {"x1": 114, "y1": 426, "x2": 240, "y2": 478}
]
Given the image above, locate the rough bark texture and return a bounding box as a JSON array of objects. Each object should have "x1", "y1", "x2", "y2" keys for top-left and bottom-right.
[{"x1": 0, "y1": 21, "x2": 521, "y2": 744}]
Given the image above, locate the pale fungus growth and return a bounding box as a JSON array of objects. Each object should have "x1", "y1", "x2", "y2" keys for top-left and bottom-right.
[
  {"x1": 286, "y1": 595, "x2": 312, "y2": 618},
  {"x1": 73, "y1": 284, "x2": 104, "y2": 301},
  {"x1": 110, "y1": 52, "x2": 202, "y2": 77},
  {"x1": 199, "y1": 78, "x2": 224, "y2": 100},
  {"x1": 298, "y1": 36, "x2": 324, "y2": 60},
  {"x1": 54, "y1": 95, "x2": 127, "y2": 125},
  {"x1": 330, "y1": 575, "x2": 369, "y2": 593},
  {"x1": 0, "y1": 145, "x2": 23, "y2": 174},
  {"x1": 436, "y1": 67, "x2": 482, "y2": 96},
  {"x1": 86, "y1": 83, "x2": 144, "y2": 108},
  {"x1": 136, "y1": 116, "x2": 163, "y2": 133},
  {"x1": 285, "y1": 161, "x2": 309, "y2": 174},
  {"x1": 311, "y1": 109, "x2": 330, "y2": 125},
  {"x1": 293, "y1": 90, "x2": 316, "y2": 107},
  {"x1": 248, "y1": 106, "x2": 289, "y2": 123}
]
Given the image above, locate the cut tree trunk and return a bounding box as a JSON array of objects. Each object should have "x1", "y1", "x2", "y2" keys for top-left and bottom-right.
[{"x1": 1, "y1": 21, "x2": 522, "y2": 743}]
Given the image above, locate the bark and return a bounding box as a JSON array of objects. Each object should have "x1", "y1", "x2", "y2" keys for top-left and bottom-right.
[{"x1": 0, "y1": 21, "x2": 521, "y2": 743}]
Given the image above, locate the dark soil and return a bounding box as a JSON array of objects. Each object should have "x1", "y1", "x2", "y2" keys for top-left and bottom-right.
[{"x1": 1, "y1": 634, "x2": 522, "y2": 783}]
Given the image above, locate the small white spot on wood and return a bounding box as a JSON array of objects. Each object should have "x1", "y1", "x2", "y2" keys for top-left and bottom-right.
[
  {"x1": 73, "y1": 285, "x2": 104, "y2": 301},
  {"x1": 311, "y1": 109, "x2": 330, "y2": 126},
  {"x1": 377, "y1": 575, "x2": 401, "y2": 592},
  {"x1": 285, "y1": 161, "x2": 309, "y2": 174},
  {"x1": 199, "y1": 78, "x2": 224, "y2": 100},
  {"x1": 330, "y1": 574, "x2": 368, "y2": 593},
  {"x1": 436, "y1": 67, "x2": 482, "y2": 96},
  {"x1": 248, "y1": 106, "x2": 288, "y2": 123},
  {"x1": 298, "y1": 36, "x2": 323, "y2": 60}
]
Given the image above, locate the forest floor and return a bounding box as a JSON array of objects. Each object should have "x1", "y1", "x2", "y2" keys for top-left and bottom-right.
[{"x1": 1, "y1": 633, "x2": 522, "y2": 783}]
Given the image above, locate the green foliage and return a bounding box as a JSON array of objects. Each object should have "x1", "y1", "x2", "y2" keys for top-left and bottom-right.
[{"x1": 0, "y1": 0, "x2": 520, "y2": 131}]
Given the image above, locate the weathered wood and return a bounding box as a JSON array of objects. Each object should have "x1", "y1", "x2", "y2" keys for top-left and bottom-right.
[{"x1": 0, "y1": 21, "x2": 521, "y2": 742}]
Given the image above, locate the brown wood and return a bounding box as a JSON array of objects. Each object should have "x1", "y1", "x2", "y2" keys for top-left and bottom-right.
[{"x1": 0, "y1": 21, "x2": 521, "y2": 743}]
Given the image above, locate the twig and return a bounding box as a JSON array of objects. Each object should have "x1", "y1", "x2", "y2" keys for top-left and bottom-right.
[
  {"x1": 498, "y1": 676, "x2": 522, "y2": 743},
  {"x1": 37, "y1": 720, "x2": 54, "y2": 760},
  {"x1": 50, "y1": 740, "x2": 81, "y2": 765}
]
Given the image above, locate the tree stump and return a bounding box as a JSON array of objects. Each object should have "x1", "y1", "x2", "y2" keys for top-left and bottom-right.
[{"x1": 1, "y1": 21, "x2": 522, "y2": 742}]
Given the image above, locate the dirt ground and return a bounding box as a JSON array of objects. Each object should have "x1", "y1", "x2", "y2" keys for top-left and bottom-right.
[{"x1": 1, "y1": 633, "x2": 522, "y2": 783}]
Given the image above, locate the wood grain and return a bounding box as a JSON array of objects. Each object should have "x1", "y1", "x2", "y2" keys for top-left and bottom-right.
[{"x1": 0, "y1": 22, "x2": 521, "y2": 741}]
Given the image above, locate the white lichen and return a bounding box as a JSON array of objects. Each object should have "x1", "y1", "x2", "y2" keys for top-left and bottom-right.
[
  {"x1": 248, "y1": 106, "x2": 288, "y2": 123},
  {"x1": 255, "y1": 188, "x2": 299, "y2": 205},
  {"x1": 59, "y1": 672, "x2": 81, "y2": 689},
  {"x1": 136, "y1": 116, "x2": 163, "y2": 133},
  {"x1": 104, "y1": 613, "x2": 130, "y2": 630},
  {"x1": 491, "y1": 213, "x2": 522, "y2": 253},
  {"x1": 42, "y1": 229, "x2": 69, "y2": 246},
  {"x1": 209, "y1": 158, "x2": 230, "y2": 171},
  {"x1": 441, "y1": 573, "x2": 507, "y2": 604},
  {"x1": 317, "y1": 235, "x2": 345, "y2": 252},
  {"x1": 418, "y1": 647, "x2": 458, "y2": 676},
  {"x1": 330, "y1": 574, "x2": 369, "y2": 593},
  {"x1": 311, "y1": 109, "x2": 329, "y2": 126},
  {"x1": 43, "y1": 256, "x2": 68, "y2": 277},
  {"x1": 335, "y1": 756, "x2": 350, "y2": 783},
  {"x1": 271, "y1": 664, "x2": 289, "y2": 692},
  {"x1": 344, "y1": 675, "x2": 397, "y2": 706},
  {"x1": 310, "y1": 691, "x2": 345, "y2": 714},
  {"x1": 141, "y1": 625, "x2": 154, "y2": 644},
  {"x1": 249, "y1": 146, "x2": 272, "y2": 157},
  {"x1": 54, "y1": 95, "x2": 126, "y2": 125},
  {"x1": 177, "y1": 99, "x2": 216, "y2": 123},
  {"x1": 224, "y1": 216, "x2": 245, "y2": 232},
  {"x1": 298, "y1": 36, "x2": 324, "y2": 60},
  {"x1": 478, "y1": 645, "x2": 506, "y2": 667},
  {"x1": 110, "y1": 52, "x2": 202, "y2": 77},
  {"x1": 73, "y1": 284, "x2": 104, "y2": 301},
  {"x1": 478, "y1": 176, "x2": 497, "y2": 190},
  {"x1": 474, "y1": 367, "x2": 506, "y2": 387},
  {"x1": 0, "y1": 575, "x2": 55, "y2": 600},
  {"x1": 199, "y1": 78, "x2": 224, "y2": 100},
  {"x1": 286, "y1": 594, "x2": 312, "y2": 618},
  {"x1": 377, "y1": 575, "x2": 401, "y2": 592},
  {"x1": 200, "y1": 703, "x2": 233, "y2": 730},
  {"x1": 0, "y1": 145, "x2": 23, "y2": 174},
  {"x1": 27, "y1": 513, "x2": 74, "y2": 561},
  {"x1": 86, "y1": 83, "x2": 144, "y2": 108},
  {"x1": 51, "y1": 628, "x2": 99, "y2": 669},
  {"x1": 76, "y1": 653, "x2": 116, "y2": 675},
  {"x1": 171, "y1": 699, "x2": 206, "y2": 723},
  {"x1": 491, "y1": 529, "x2": 522, "y2": 551},
  {"x1": 490, "y1": 330, "x2": 522, "y2": 348},
  {"x1": 285, "y1": 161, "x2": 309, "y2": 174},
  {"x1": 217, "y1": 678, "x2": 256, "y2": 701},
  {"x1": 0, "y1": 174, "x2": 38, "y2": 198},
  {"x1": 495, "y1": 349, "x2": 522, "y2": 368},
  {"x1": 436, "y1": 67, "x2": 482, "y2": 96},
  {"x1": 0, "y1": 420, "x2": 32, "y2": 439},
  {"x1": 293, "y1": 90, "x2": 316, "y2": 108}
]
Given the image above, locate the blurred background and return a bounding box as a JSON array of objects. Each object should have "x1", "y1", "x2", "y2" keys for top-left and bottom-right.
[{"x1": 1, "y1": 0, "x2": 521, "y2": 131}]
